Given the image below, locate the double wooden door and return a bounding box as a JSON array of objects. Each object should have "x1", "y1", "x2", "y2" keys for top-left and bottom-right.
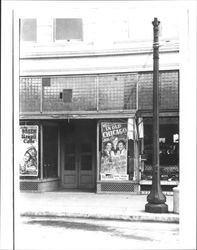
[{"x1": 62, "y1": 141, "x2": 95, "y2": 189}]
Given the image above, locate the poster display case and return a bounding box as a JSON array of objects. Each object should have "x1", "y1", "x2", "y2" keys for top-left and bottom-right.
[
  {"x1": 98, "y1": 119, "x2": 138, "y2": 182},
  {"x1": 100, "y1": 122, "x2": 129, "y2": 181},
  {"x1": 19, "y1": 125, "x2": 39, "y2": 176}
]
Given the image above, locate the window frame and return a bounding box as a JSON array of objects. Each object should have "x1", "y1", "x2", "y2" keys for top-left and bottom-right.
[{"x1": 20, "y1": 18, "x2": 37, "y2": 42}]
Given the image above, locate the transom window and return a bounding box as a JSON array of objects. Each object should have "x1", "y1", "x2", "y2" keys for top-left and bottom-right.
[{"x1": 54, "y1": 18, "x2": 83, "y2": 41}]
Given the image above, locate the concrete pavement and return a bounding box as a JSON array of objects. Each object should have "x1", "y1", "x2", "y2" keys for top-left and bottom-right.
[{"x1": 18, "y1": 191, "x2": 179, "y2": 223}]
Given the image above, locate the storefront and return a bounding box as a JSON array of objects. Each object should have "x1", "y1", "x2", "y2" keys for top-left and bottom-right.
[
  {"x1": 20, "y1": 121, "x2": 60, "y2": 191},
  {"x1": 19, "y1": 118, "x2": 140, "y2": 193},
  {"x1": 19, "y1": 71, "x2": 179, "y2": 193}
]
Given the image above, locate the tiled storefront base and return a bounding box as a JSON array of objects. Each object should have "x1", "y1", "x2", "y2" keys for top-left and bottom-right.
[
  {"x1": 140, "y1": 180, "x2": 179, "y2": 196},
  {"x1": 20, "y1": 179, "x2": 177, "y2": 195},
  {"x1": 96, "y1": 182, "x2": 177, "y2": 195},
  {"x1": 141, "y1": 190, "x2": 173, "y2": 196},
  {"x1": 20, "y1": 178, "x2": 60, "y2": 192},
  {"x1": 96, "y1": 182, "x2": 140, "y2": 194}
]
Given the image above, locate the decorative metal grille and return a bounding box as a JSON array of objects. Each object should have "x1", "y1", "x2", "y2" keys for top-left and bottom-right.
[
  {"x1": 20, "y1": 181, "x2": 38, "y2": 191},
  {"x1": 98, "y1": 182, "x2": 138, "y2": 193}
]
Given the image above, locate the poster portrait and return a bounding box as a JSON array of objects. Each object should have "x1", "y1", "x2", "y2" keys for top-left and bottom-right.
[
  {"x1": 100, "y1": 122, "x2": 128, "y2": 180},
  {"x1": 19, "y1": 125, "x2": 39, "y2": 176}
]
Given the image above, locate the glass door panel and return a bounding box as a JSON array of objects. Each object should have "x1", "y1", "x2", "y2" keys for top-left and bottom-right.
[
  {"x1": 63, "y1": 143, "x2": 77, "y2": 188},
  {"x1": 79, "y1": 143, "x2": 94, "y2": 189}
]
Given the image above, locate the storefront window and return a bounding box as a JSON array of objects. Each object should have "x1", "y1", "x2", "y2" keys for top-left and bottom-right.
[
  {"x1": 142, "y1": 118, "x2": 179, "y2": 181},
  {"x1": 99, "y1": 120, "x2": 135, "y2": 181},
  {"x1": 43, "y1": 125, "x2": 58, "y2": 178}
]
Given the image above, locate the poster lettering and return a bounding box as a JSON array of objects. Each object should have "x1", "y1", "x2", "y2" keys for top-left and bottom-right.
[
  {"x1": 100, "y1": 122, "x2": 128, "y2": 180},
  {"x1": 19, "y1": 125, "x2": 39, "y2": 176}
]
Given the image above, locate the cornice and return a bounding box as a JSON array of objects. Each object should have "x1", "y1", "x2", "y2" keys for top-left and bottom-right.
[
  {"x1": 19, "y1": 63, "x2": 179, "y2": 76},
  {"x1": 20, "y1": 42, "x2": 179, "y2": 60}
]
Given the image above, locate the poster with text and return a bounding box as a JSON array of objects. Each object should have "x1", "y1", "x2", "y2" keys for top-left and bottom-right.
[
  {"x1": 101, "y1": 122, "x2": 128, "y2": 180},
  {"x1": 19, "y1": 125, "x2": 39, "y2": 176}
]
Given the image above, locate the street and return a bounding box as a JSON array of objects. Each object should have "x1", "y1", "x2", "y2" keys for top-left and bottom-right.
[{"x1": 15, "y1": 216, "x2": 180, "y2": 250}]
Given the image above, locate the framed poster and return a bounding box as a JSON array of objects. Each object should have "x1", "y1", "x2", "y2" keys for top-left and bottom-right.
[
  {"x1": 100, "y1": 122, "x2": 128, "y2": 180},
  {"x1": 19, "y1": 125, "x2": 39, "y2": 176}
]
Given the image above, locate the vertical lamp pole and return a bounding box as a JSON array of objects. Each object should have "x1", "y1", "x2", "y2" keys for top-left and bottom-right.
[{"x1": 145, "y1": 18, "x2": 168, "y2": 213}]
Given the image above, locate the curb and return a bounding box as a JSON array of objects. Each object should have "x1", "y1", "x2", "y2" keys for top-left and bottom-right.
[{"x1": 20, "y1": 211, "x2": 179, "y2": 223}]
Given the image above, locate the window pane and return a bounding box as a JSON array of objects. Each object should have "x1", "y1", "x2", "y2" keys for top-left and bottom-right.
[
  {"x1": 81, "y1": 155, "x2": 92, "y2": 170},
  {"x1": 80, "y1": 143, "x2": 91, "y2": 153},
  {"x1": 43, "y1": 126, "x2": 58, "y2": 178},
  {"x1": 20, "y1": 19, "x2": 37, "y2": 41},
  {"x1": 64, "y1": 144, "x2": 76, "y2": 170},
  {"x1": 55, "y1": 18, "x2": 83, "y2": 40},
  {"x1": 64, "y1": 155, "x2": 76, "y2": 170},
  {"x1": 65, "y1": 144, "x2": 75, "y2": 154},
  {"x1": 63, "y1": 89, "x2": 72, "y2": 103}
]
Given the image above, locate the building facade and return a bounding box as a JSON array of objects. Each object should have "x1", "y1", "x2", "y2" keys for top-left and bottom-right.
[{"x1": 19, "y1": 9, "x2": 179, "y2": 194}]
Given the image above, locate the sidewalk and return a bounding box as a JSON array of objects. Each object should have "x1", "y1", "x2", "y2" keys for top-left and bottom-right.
[{"x1": 18, "y1": 191, "x2": 179, "y2": 223}]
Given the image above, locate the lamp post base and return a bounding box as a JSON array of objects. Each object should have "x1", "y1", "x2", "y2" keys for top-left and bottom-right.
[{"x1": 145, "y1": 203, "x2": 168, "y2": 213}]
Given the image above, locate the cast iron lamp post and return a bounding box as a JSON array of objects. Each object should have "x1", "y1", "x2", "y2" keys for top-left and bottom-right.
[{"x1": 145, "y1": 18, "x2": 168, "y2": 213}]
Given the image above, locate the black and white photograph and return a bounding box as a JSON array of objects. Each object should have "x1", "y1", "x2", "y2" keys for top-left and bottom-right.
[{"x1": 1, "y1": 1, "x2": 196, "y2": 250}]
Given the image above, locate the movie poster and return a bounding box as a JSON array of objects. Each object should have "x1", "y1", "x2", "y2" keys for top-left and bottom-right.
[
  {"x1": 100, "y1": 122, "x2": 128, "y2": 180},
  {"x1": 19, "y1": 125, "x2": 39, "y2": 176}
]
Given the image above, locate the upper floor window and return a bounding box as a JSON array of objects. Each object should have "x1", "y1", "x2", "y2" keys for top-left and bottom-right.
[
  {"x1": 20, "y1": 18, "x2": 37, "y2": 42},
  {"x1": 54, "y1": 18, "x2": 83, "y2": 41}
]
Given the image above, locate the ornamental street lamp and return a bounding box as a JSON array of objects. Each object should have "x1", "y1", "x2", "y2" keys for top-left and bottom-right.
[{"x1": 145, "y1": 18, "x2": 168, "y2": 213}]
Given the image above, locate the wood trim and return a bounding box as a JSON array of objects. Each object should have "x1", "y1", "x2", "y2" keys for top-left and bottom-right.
[
  {"x1": 134, "y1": 136, "x2": 139, "y2": 182},
  {"x1": 40, "y1": 83, "x2": 43, "y2": 113},
  {"x1": 58, "y1": 126, "x2": 60, "y2": 178},
  {"x1": 136, "y1": 75, "x2": 139, "y2": 110},
  {"x1": 96, "y1": 76, "x2": 99, "y2": 111},
  {"x1": 136, "y1": 111, "x2": 179, "y2": 117},
  {"x1": 60, "y1": 128, "x2": 64, "y2": 187},
  {"x1": 96, "y1": 121, "x2": 100, "y2": 182},
  {"x1": 20, "y1": 110, "x2": 179, "y2": 120},
  {"x1": 20, "y1": 178, "x2": 60, "y2": 183},
  {"x1": 97, "y1": 181, "x2": 139, "y2": 184},
  {"x1": 20, "y1": 110, "x2": 136, "y2": 120},
  {"x1": 40, "y1": 124, "x2": 43, "y2": 180}
]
